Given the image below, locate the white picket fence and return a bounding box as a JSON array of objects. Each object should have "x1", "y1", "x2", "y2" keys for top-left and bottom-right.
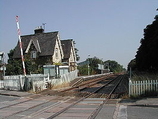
[{"x1": 129, "y1": 79, "x2": 158, "y2": 96}]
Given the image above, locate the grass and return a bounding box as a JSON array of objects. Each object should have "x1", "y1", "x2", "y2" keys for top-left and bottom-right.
[
  {"x1": 130, "y1": 72, "x2": 158, "y2": 98},
  {"x1": 130, "y1": 90, "x2": 158, "y2": 99},
  {"x1": 51, "y1": 82, "x2": 70, "y2": 90},
  {"x1": 132, "y1": 73, "x2": 158, "y2": 81}
]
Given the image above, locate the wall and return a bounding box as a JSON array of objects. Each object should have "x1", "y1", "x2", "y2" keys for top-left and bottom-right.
[{"x1": 1, "y1": 70, "x2": 78, "y2": 92}]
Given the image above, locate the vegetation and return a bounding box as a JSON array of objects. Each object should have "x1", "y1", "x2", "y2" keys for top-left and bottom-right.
[
  {"x1": 78, "y1": 57, "x2": 125, "y2": 76},
  {"x1": 78, "y1": 57, "x2": 102, "y2": 75},
  {"x1": 128, "y1": 14, "x2": 158, "y2": 97},
  {"x1": 73, "y1": 41, "x2": 80, "y2": 61},
  {"x1": 132, "y1": 73, "x2": 158, "y2": 81},
  {"x1": 136, "y1": 15, "x2": 158, "y2": 72},
  {"x1": 6, "y1": 49, "x2": 43, "y2": 75},
  {"x1": 127, "y1": 59, "x2": 136, "y2": 71},
  {"x1": 78, "y1": 65, "x2": 89, "y2": 76},
  {"x1": 88, "y1": 57, "x2": 103, "y2": 74},
  {"x1": 104, "y1": 60, "x2": 125, "y2": 73},
  {"x1": 75, "y1": 48, "x2": 80, "y2": 61},
  {"x1": 128, "y1": 14, "x2": 158, "y2": 73}
]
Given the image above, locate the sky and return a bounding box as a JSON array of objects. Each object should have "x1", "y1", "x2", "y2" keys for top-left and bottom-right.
[{"x1": 0, "y1": 0, "x2": 158, "y2": 68}]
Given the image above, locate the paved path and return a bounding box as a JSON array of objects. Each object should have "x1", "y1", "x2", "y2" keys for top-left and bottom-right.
[
  {"x1": 118, "y1": 98, "x2": 158, "y2": 119},
  {"x1": 0, "y1": 90, "x2": 157, "y2": 119}
]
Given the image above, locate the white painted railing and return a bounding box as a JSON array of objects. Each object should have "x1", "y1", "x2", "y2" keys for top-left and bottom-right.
[
  {"x1": 1, "y1": 70, "x2": 78, "y2": 91},
  {"x1": 2, "y1": 74, "x2": 49, "y2": 91},
  {"x1": 51, "y1": 70, "x2": 78, "y2": 86},
  {"x1": 32, "y1": 80, "x2": 46, "y2": 92},
  {"x1": 129, "y1": 79, "x2": 158, "y2": 96},
  {"x1": 0, "y1": 80, "x2": 4, "y2": 89}
]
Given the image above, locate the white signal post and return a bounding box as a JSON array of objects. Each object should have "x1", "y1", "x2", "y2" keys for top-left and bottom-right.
[{"x1": 16, "y1": 16, "x2": 26, "y2": 76}]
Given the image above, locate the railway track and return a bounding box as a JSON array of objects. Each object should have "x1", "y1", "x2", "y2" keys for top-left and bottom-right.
[
  {"x1": 46, "y1": 75, "x2": 125, "y2": 119},
  {"x1": 88, "y1": 75, "x2": 124, "y2": 119},
  {"x1": 37, "y1": 73, "x2": 115, "y2": 97},
  {"x1": 0, "y1": 74, "x2": 127, "y2": 119},
  {"x1": 61, "y1": 73, "x2": 114, "y2": 92}
]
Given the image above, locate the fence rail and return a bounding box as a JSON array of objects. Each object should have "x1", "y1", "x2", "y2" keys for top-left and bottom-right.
[{"x1": 129, "y1": 79, "x2": 158, "y2": 96}]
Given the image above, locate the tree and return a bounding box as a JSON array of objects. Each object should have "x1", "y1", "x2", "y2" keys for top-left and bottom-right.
[
  {"x1": 78, "y1": 57, "x2": 103, "y2": 75},
  {"x1": 135, "y1": 14, "x2": 158, "y2": 72},
  {"x1": 87, "y1": 57, "x2": 104, "y2": 74},
  {"x1": 77, "y1": 65, "x2": 89, "y2": 76},
  {"x1": 6, "y1": 49, "x2": 42, "y2": 75},
  {"x1": 6, "y1": 49, "x2": 22, "y2": 75},
  {"x1": 127, "y1": 59, "x2": 136, "y2": 71},
  {"x1": 78, "y1": 57, "x2": 124, "y2": 75},
  {"x1": 88, "y1": 57, "x2": 102, "y2": 74},
  {"x1": 104, "y1": 60, "x2": 124, "y2": 73},
  {"x1": 73, "y1": 41, "x2": 80, "y2": 61},
  {"x1": 75, "y1": 48, "x2": 80, "y2": 61}
]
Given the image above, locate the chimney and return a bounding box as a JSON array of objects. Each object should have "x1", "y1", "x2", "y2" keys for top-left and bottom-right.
[{"x1": 34, "y1": 26, "x2": 44, "y2": 34}]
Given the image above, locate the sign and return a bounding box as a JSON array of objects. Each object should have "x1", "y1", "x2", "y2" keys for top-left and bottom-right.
[{"x1": 98, "y1": 64, "x2": 104, "y2": 70}]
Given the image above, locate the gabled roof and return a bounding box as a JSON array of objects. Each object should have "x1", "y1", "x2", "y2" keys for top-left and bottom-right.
[
  {"x1": 25, "y1": 38, "x2": 41, "y2": 53},
  {"x1": 61, "y1": 39, "x2": 73, "y2": 59},
  {"x1": 13, "y1": 31, "x2": 58, "y2": 58}
]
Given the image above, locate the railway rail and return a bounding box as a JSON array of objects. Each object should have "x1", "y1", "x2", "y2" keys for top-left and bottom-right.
[
  {"x1": 46, "y1": 74, "x2": 126, "y2": 119},
  {"x1": 39, "y1": 73, "x2": 115, "y2": 97},
  {"x1": 0, "y1": 74, "x2": 128, "y2": 119},
  {"x1": 88, "y1": 75, "x2": 124, "y2": 119},
  {"x1": 0, "y1": 95, "x2": 75, "y2": 119}
]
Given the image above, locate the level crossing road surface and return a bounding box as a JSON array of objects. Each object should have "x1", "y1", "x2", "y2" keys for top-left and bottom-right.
[
  {"x1": 0, "y1": 95, "x2": 19, "y2": 102},
  {"x1": 0, "y1": 90, "x2": 158, "y2": 119}
]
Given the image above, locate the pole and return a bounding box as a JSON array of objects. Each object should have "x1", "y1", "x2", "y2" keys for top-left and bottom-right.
[
  {"x1": 87, "y1": 55, "x2": 90, "y2": 75},
  {"x1": 101, "y1": 59, "x2": 103, "y2": 74},
  {"x1": 2, "y1": 53, "x2": 5, "y2": 76},
  {"x1": 16, "y1": 16, "x2": 26, "y2": 76},
  {"x1": 88, "y1": 63, "x2": 90, "y2": 75}
]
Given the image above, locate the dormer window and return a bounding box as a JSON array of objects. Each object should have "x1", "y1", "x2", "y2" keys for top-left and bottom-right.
[{"x1": 31, "y1": 51, "x2": 37, "y2": 59}]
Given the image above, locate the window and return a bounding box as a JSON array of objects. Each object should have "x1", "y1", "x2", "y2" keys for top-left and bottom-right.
[
  {"x1": 55, "y1": 48, "x2": 58, "y2": 59},
  {"x1": 31, "y1": 51, "x2": 37, "y2": 59}
]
